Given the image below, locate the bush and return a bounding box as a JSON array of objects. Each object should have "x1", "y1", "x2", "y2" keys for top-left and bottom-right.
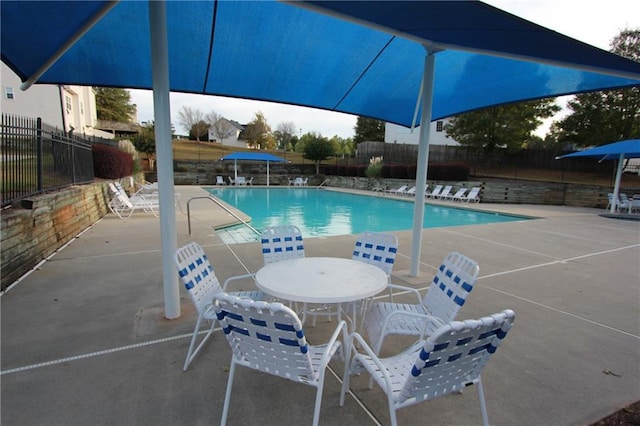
[
  {"x1": 321, "y1": 165, "x2": 337, "y2": 175},
  {"x1": 365, "y1": 162, "x2": 382, "y2": 177},
  {"x1": 92, "y1": 144, "x2": 133, "y2": 179}
]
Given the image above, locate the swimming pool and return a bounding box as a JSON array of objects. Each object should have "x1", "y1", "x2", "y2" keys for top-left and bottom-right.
[{"x1": 206, "y1": 187, "x2": 526, "y2": 238}]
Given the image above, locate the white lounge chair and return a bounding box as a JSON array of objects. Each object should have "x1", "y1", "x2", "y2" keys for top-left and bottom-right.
[
  {"x1": 425, "y1": 184, "x2": 442, "y2": 198},
  {"x1": 216, "y1": 175, "x2": 227, "y2": 185},
  {"x1": 228, "y1": 176, "x2": 235, "y2": 185},
  {"x1": 340, "y1": 309, "x2": 516, "y2": 426},
  {"x1": 215, "y1": 293, "x2": 348, "y2": 426},
  {"x1": 174, "y1": 242, "x2": 265, "y2": 371},
  {"x1": 302, "y1": 177, "x2": 308, "y2": 186},
  {"x1": 293, "y1": 177, "x2": 304, "y2": 186},
  {"x1": 437, "y1": 185, "x2": 453, "y2": 199},
  {"x1": 108, "y1": 182, "x2": 159, "y2": 219},
  {"x1": 447, "y1": 187, "x2": 467, "y2": 201},
  {"x1": 401, "y1": 186, "x2": 417, "y2": 196},
  {"x1": 236, "y1": 176, "x2": 247, "y2": 186},
  {"x1": 364, "y1": 251, "x2": 480, "y2": 355},
  {"x1": 462, "y1": 186, "x2": 481, "y2": 203},
  {"x1": 385, "y1": 185, "x2": 408, "y2": 195}
]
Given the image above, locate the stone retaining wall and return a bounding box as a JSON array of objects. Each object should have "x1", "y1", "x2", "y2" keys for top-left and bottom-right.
[{"x1": 1, "y1": 183, "x2": 111, "y2": 291}]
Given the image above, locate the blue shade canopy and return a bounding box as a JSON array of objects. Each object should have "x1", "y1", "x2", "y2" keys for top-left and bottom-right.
[
  {"x1": 2, "y1": 1, "x2": 639, "y2": 127},
  {"x1": 3, "y1": 0, "x2": 639, "y2": 316},
  {"x1": 220, "y1": 152, "x2": 287, "y2": 162},
  {"x1": 557, "y1": 140, "x2": 640, "y2": 160},
  {"x1": 557, "y1": 139, "x2": 640, "y2": 214}
]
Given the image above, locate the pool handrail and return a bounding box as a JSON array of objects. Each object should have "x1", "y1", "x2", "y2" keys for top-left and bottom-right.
[
  {"x1": 186, "y1": 196, "x2": 261, "y2": 237},
  {"x1": 318, "y1": 179, "x2": 330, "y2": 188}
]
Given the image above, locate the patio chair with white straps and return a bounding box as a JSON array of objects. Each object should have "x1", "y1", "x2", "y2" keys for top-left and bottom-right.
[
  {"x1": 364, "y1": 251, "x2": 480, "y2": 355},
  {"x1": 214, "y1": 293, "x2": 348, "y2": 426},
  {"x1": 340, "y1": 309, "x2": 516, "y2": 426},
  {"x1": 351, "y1": 232, "x2": 398, "y2": 312},
  {"x1": 174, "y1": 242, "x2": 265, "y2": 371}
]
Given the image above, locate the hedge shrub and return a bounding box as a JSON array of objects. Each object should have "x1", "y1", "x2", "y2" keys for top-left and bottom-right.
[{"x1": 92, "y1": 144, "x2": 133, "y2": 179}]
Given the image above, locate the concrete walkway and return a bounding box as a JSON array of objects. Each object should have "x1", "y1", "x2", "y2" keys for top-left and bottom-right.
[{"x1": 2, "y1": 185, "x2": 639, "y2": 425}]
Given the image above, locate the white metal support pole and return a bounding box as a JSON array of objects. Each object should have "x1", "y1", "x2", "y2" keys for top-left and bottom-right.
[
  {"x1": 610, "y1": 153, "x2": 625, "y2": 213},
  {"x1": 410, "y1": 51, "x2": 436, "y2": 277},
  {"x1": 149, "y1": 1, "x2": 180, "y2": 319}
]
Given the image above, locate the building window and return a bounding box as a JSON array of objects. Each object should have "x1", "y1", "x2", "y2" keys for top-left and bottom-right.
[
  {"x1": 65, "y1": 96, "x2": 72, "y2": 114},
  {"x1": 5, "y1": 87, "x2": 14, "y2": 100},
  {"x1": 436, "y1": 120, "x2": 444, "y2": 132}
]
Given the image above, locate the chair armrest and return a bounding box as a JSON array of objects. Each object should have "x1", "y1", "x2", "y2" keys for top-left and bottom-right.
[
  {"x1": 374, "y1": 311, "x2": 445, "y2": 354},
  {"x1": 320, "y1": 320, "x2": 349, "y2": 368},
  {"x1": 222, "y1": 273, "x2": 256, "y2": 291},
  {"x1": 347, "y1": 332, "x2": 395, "y2": 389},
  {"x1": 386, "y1": 283, "x2": 423, "y2": 304}
]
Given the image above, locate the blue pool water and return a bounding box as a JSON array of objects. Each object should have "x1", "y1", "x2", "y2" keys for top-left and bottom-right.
[{"x1": 206, "y1": 187, "x2": 526, "y2": 237}]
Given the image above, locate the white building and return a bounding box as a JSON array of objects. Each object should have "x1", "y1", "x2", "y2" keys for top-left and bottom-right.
[
  {"x1": 208, "y1": 117, "x2": 248, "y2": 148},
  {"x1": 1, "y1": 61, "x2": 112, "y2": 138},
  {"x1": 384, "y1": 119, "x2": 458, "y2": 146}
]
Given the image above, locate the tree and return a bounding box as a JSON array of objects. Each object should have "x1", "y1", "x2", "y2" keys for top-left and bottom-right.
[
  {"x1": 552, "y1": 29, "x2": 640, "y2": 147},
  {"x1": 243, "y1": 111, "x2": 271, "y2": 149},
  {"x1": 329, "y1": 135, "x2": 354, "y2": 159},
  {"x1": 274, "y1": 121, "x2": 296, "y2": 151},
  {"x1": 189, "y1": 120, "x2": 210, "y2": 141},
  {"x1": 132, "y1": 122, "x2": 156, "y2": 170},
  {"x1": 444, "y1": 99, "x2": 560, "y2": 152},
  {"x1": 177, "y1": 106, "x2": 207, "y2": 140},
  {"x1": 94, "y1": 88, "x2": 136, "y2": 122},
  {"x1": 353, "y1": 116, "x2": 385, "y2": 145},
  {"x1": 302, "y1": 132, "x2": 335, "y2": 174}
]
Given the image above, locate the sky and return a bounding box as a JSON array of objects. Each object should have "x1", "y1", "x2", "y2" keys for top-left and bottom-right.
[{"x1": 128, "y1": 0, "x2": 639, "y2": 138}]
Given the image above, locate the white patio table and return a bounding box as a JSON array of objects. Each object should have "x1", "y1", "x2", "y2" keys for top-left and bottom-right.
[{"x1": 255, "y1": 257, "x2": 387, "y2": 331}]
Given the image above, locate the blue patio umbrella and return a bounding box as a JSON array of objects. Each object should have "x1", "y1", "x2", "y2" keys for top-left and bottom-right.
[
  {"x1": 220, "y1": 152, "x2": 287, "y2": 186},
  {"x1": 557, "y1": 139, "x2": 640, "y2": 213},
  {"x1": 2, "y1": 1, "x2": 639, "y2": 318}
]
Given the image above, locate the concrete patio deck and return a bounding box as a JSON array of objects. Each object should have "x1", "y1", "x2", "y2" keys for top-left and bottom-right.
[{"x1": 2, "y1": 185, "x2": 639, "y2": 425}]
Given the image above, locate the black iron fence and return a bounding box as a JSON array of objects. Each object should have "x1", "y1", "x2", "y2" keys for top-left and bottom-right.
[{"x1": 1, "y1": 113, "x2": 116, "y2": 207}]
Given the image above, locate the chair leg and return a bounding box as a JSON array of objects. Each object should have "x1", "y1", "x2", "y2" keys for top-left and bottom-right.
[
  {"x1": 312, "y1": 377, "x2": 325, "y2": 426},
  {"x1": 476, "y1": 377, "x2": 489, "y2": 426},
  {"x1": 183, "y1": 315, "x2": 215, "y2": 371},
  {"x1": 221, "y1": 360, "x2": 237, "y2": 426}
]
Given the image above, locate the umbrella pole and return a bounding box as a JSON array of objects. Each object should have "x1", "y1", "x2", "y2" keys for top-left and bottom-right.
[
  {"x1": 149, "y1": 1, "x2": 180, "y2": 319},
  {"x1": 611, "y1": 153, "x2": 625, "y2": 213},
  {"x1": 267, "y1": 161, "x2": 270, "y2": 186},
  {"x1": 410, "y1": 50, "x2": 436, "y2": 277}
]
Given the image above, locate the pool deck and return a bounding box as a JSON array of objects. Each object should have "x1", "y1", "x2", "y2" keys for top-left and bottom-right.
[{"x1": 1, "y1": 185, "x2": 639, "y2": 425}]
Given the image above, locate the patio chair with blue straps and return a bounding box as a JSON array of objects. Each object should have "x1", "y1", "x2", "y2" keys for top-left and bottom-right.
[
  {"x1": 174, "y1": 242, "x2": 265, "y2": 371},
  {"x1": 261, "y1": 225, "x2": 305, "y2": 264},
  {"x1": 340, "y1": 309, "x2": 516, "y2": 426},
  {"x1": 363, "y1": 251, "x2": 480, "y2": 355},
  {"x1": 351, "y1": 232, "x2": 399, "y2": 314},
  {"x1": 214, "y1": 293, "x2": 348, "y2": 426}
]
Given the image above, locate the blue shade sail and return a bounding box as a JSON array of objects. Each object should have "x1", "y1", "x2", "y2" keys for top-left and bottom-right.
[
  {"x1": 2, "y1": 1, "x2": 639, "y2": 127},
  {"x1": 220, "y1": 153, "x2": 287, "y2": 162},
  {"x1": 557, "y1": 140, "x2": 640, "y2": 160}
]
